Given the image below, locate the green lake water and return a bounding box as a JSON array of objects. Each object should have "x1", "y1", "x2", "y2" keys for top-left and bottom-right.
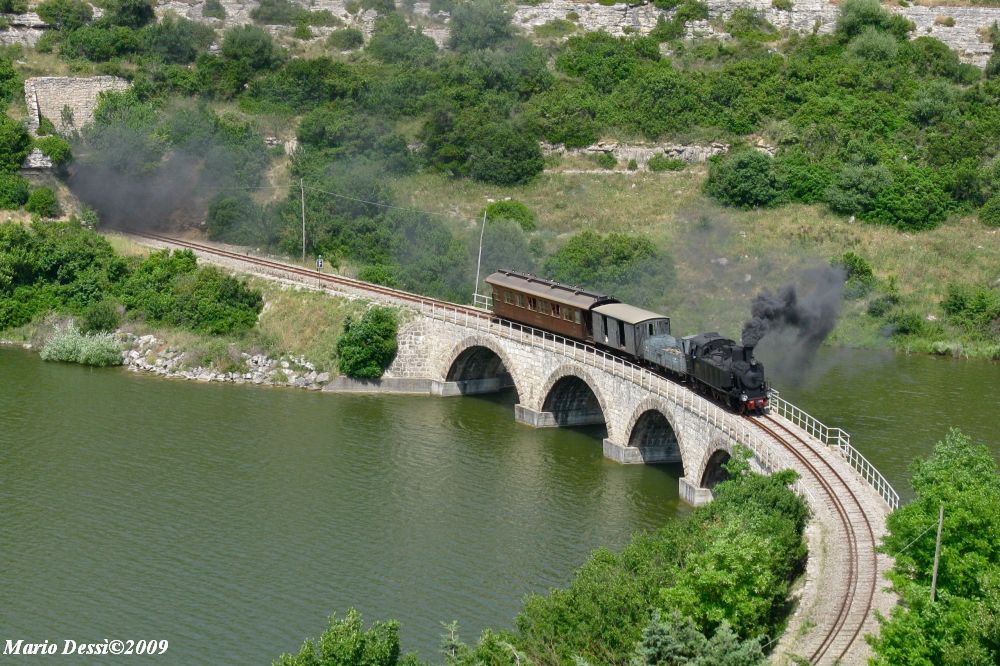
[{"x1": 2, "y1": 345, "x2": 998, "y2": 663}]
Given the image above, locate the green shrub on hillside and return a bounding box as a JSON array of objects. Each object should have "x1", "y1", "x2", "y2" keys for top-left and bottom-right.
[
  {"x1": 61, "y1": 25, "x2": 140, "y2": 61},
  {"x1": 40, "y1": 324, "x2": 122, "y2": 366},
  {"x1": 0, "y1": 114, "x2": 31, "y2": 172},
  {"x1": 81, "y1": 298, "x2": 120, "y2": 333},
  {"x1": 36, "y1": 0, "x2": 93, "y2": 30},
  {"x1": 326, "y1": 28, "x2": 364, "y2": 50},
  {"x1": 705, "y1": 149, "x2": 780, "y2": 209},
  {"x1": 202, "y1": 0, "x2": 225, "y2": 19},
  {"x1": 102, "y1": 0, "x2": 155, "y2": 29},
  {"x1": 448, "y1": 0, "x2": 514, "y2": 52},
  {"x1": 484, "y1": 200, "x2": 536, "y2": 231},
  {"x1": 336, "y1": 307, "x2": 398, "y2": 379},
  {"x1": 980, "y1": 194, "x2": 1000, "y2": 227},
  {"x1": 26, "y1": 187, "x2": 61, "y2": 218},
  {"x1": 206, "y1": 192, "x2": 269, "y2": 246},
  {"x1": 35, "y1": 135, "x2": 72, "y2": 166},
  {"x1": 832, "y1": 252, "x2": 876, "y2": 298},
  {"x1": 0, "y1": 172, "x2": 29, "y2": 209},
  {"x1": 140, "y1": 15, "x2": 215, "y2": 64},
  {"x1": 942, "y1": 283, "x2": 1000, "y2": 337}
]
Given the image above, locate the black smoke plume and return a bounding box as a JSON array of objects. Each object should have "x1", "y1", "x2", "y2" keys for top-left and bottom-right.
[{"x1": 742, "y1": 266, "x2": 846, "y2": 365}]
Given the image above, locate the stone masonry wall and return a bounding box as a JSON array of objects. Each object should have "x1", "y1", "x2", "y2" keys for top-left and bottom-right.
[{"x1": 24, "y1": 76, "x2": 130, "y2": 135}]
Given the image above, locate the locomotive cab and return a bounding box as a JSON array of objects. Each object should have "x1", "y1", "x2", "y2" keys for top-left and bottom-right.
[{"x1": 682, "y1": 334, "x2": 769, "y2": 414}]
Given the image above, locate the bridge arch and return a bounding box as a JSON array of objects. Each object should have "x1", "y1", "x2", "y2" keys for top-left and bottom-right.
[
  {"x1": 698, "y1": 445, "x2": 733, "y2": 490},
  {"x1": 539, "y1": 365, "x2": 613, "y2": 438},
  {"x1": 440, "y1": 336, "x2": 524, "y2": 398},
  {"x1": 623, "y1": 397, "x2": 685, "y2": 471}
]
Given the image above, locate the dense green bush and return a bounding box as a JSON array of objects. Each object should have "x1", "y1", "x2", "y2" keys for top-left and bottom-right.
[
  {"x1": 40, "y1": 324, "x2": 122, "y2": 366},
  {"x1": 326, "y1": 28, "x2": 364, "y2": 50},
  {"x1": 831, "y1": 251, "x2": 876, "y2": 298},
  {"x1": 0, "y1": 0, "x2": 27, "y2": 12},
  {"x1": 80, "y1": 298, "x2": 120, "y2": 333},
  {"x1": 0, "y1": 114, "x2": 31, "y2": 172},
  {"x1": 835, "y1": 0, "x2": 913, "y2": 41},
  {"x1": 367, "y1": 13, "x2": 437, "y2": 65},
  {"x1": 202, "y1": 0, "x2": 225, "y2": 19},
  {"x1": 980, "y1": 193, "x2": 1000, "y2": 227},
  {"x1": 34, "y1": 135, "x2": 72, "y2": 166},
  {"x1": 121, "y1": 249, "x2": 263, "y2": 334},
  {"x1": 336, "y1": 307, "x2": 398, "y2": 379},
  {"x1": 448, "y1": 0, "x2": 514, "y2": 52},
  {"x1": 466, "y1": 121, "x2": 544, "y2": 186},
  {"x1": 221, "y1": 25, "x2": 279, "y2": 71},
  {"x1": 36, "y1": 0, "x2": 93, "y2": 30},
  {"x1": 484, "y1": 199, "x2": 536, "y2": 231},
  {"x1": 61, "y1": 25, "x2": 140, "y2": 61},
  {"x1": 140, "y1": 15, "x2": 215, "y2": 64},
  {"x1": 26, "y1": 187, "x2": 61, "y2": 218},
  {"x1": 0, "y1": 172, "x2": 29, "y2": 208},
  {"x1": 102, "y1": 0, "x2": 155, "y2": 29},
  {"x1": 725, "y1": 8, "x2": 778, "y2": 41},
  {"x1": 705, "y1": 149, "x2": 780, "y2": 209},
  {"x1": 941, "y1": 283, "x2": 1000, "y2": 337}
]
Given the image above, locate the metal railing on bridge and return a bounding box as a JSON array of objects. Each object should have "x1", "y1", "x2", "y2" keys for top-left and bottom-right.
[{"x1": 769, "y1": 390, "x2": 900, "y2": 510}]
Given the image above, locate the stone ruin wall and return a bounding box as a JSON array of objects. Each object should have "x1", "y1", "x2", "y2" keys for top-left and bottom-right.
[{"x1": 23, "y1": 76, "x2": 129, "y2": 134}]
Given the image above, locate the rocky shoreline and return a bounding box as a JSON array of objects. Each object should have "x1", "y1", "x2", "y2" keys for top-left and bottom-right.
[{"x1": 120, "y1": 333, "x2": 331, "y2": 390}]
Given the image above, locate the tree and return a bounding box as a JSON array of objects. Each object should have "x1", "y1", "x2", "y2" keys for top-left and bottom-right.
[
  {"x1": 835, "y1": 0, "x2": 913, "y2": 41},
  {"x1": 634, "y1": 611, "x2": 765, "y2": 666},
  {"x1": 206, "y1": 192, "x2": 268, "y2": 246},
  {"x1": 448, "y1": 0, "x2": 514, "y2": 52},
  {"x1": 367, "y1": 13, "x2": 437, "y2": 65},
  {"x1": 0, "y1": 114, "x2": 31, "y2": 172},
  {"x1": 36, "y1": 0, "x2": 93, "y2": 30},
  {"x1": 869, "y1": 429, "x2": 1000, "y2": 665},
  {"x1": 705, "y1": 149, "x2": 780, "y2": 209},
  {"x1": 336, "y1": 307, "x2": 398, "y2": 379}
]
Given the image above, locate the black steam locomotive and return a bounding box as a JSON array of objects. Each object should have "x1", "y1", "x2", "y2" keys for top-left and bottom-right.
[{"x1": 486, "y1": 270, "x2": 769, "y2": 414}]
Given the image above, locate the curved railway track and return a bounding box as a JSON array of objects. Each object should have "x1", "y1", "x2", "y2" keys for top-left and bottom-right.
[
  {"x1": 129, "y1": 231, "x2": 492, "y2": 318},
  {"x1": 749, "y1": 415, "x2": 879, "y2": 664},
  {"x1": 129, "y1": 231, "x2": 884, "y2": 664}
]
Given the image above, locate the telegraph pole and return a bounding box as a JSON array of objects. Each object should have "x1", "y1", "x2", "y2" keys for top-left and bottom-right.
[
  {"x1": 473, "y1": 207, "x2": 488, "y2": 305},
  {"x1": 930, "y1": 502, "x2": 944, "y2": 602},
  {"x1": 300, "y1": 178, "x2": 306, "y2": 264}
]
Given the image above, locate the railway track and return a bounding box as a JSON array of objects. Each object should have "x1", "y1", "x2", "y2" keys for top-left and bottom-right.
[
  {"x1": 129, "y1": 231, "x2": 885, "y2": 664},
  {"x1": 128, "y1": 231, "x2": 492, "y2": 319},
  {"x1": 749, "y1": 415, "x2": 879, "y2": 664}
]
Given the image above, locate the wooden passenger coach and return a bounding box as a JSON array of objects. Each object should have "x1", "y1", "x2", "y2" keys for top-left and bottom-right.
[{"x1": 485, "y1": 271, "x2": 616, "y2": 340}]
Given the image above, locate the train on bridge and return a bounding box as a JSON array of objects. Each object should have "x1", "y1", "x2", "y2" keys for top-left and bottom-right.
[{"x1": 486, "y1": 270, "x2": 769, "y2": 414}]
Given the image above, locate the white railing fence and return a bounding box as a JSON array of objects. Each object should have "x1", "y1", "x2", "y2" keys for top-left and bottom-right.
[{"x1": 233, "y1": 257, "x2": 899, "y2": 512}]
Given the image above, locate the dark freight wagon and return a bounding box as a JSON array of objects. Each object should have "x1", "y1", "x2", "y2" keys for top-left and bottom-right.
[
  {"x1": 592, "y1": 303, "x2": 671, "y2": 356},
  {"x1": 486, "y1": 271, "x2": 616, "y2": 340}
]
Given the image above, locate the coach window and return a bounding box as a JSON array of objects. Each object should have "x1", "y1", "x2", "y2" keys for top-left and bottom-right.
[
  {"x1": 527, "y1": 297, "x2": 537, "y2": 310},
  {"x1": 648, "y1": 323, "x2": 654, "y2": 336},
  {"x1": 574, "y1": 310, "x2": 582, "y2": 324},
  {"x1": 551, "y1": 303, "x2": 561, "y2": 318},
  {"x1": 539, "y1": 300, "x2": 550, "y2": 315},
  {"x1": 563, "y1": 307, "x2": 572, "y2": 321},
  {"x1": 516, "y1": 293, "x2": 525, "y2": 307},
  {"x1": 618, "y1": 320, "x2": 626, "y2": 348},
  {"x1": 504, "y1": 290, "x2": 513, "y2": 305}
]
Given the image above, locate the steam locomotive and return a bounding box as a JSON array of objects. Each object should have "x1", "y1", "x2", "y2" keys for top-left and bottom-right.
[{"x1": 486, "y1": 270, "x2": 769, "y2": 414}]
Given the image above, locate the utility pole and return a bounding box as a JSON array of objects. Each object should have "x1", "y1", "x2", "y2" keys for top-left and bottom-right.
[
  {"x1": 300, "y1": 178, "x2": 306, "y2": 264},
  {"x1": 931, "y1": 502, "x2": 944, "y2": 602},
  {"x1": 473, "y1": 206, "x2": 488, "y2": 305}
]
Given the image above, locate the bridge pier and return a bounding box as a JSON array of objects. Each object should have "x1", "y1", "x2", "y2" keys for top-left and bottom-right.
[
  {"x1": 678, "y1": 477, "x2": 714, "y2": 506},
  {"x1": 430, "y1": 375, "x2": 513, "y2": 396},
  {"x1": 602, "y1": 439, "x2": 682, "y2": 465},
  {"x1": 514, "y1": 404, "x2": 605, "y2": 428}
]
